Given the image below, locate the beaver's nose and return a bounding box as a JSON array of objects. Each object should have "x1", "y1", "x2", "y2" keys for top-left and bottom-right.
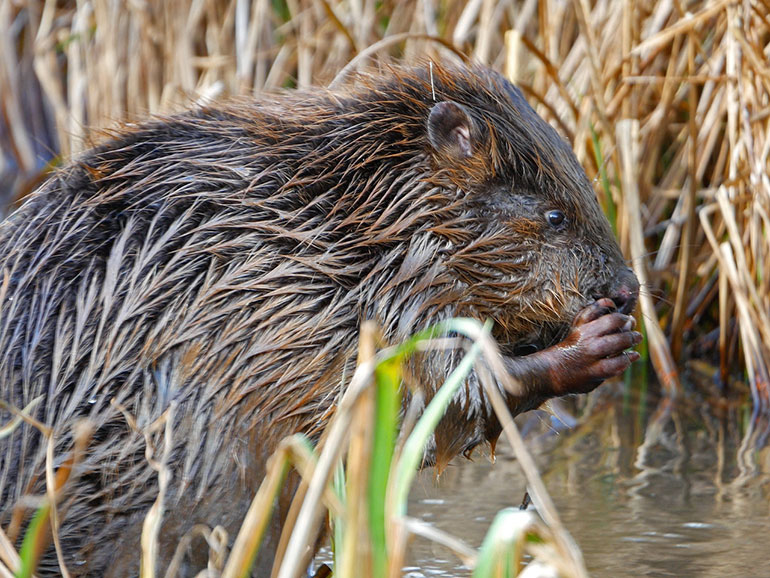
[{"x1": 611, "y1": 267, "x2": 640, "y2": 314}]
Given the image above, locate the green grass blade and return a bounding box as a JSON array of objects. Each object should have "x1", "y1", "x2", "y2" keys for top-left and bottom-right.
[
  {"x1": 369, "y1": 354, "x2": 403, "y2": 578},
  {"x1": 16, "y1": 504, "x2": 49, "y2": 578},
  {"x1": 590, "y1": 124, "x2": 617, "y2": 235},
  {"x1": 472, "y1": 508, "x2": 542, "y2": 578}
]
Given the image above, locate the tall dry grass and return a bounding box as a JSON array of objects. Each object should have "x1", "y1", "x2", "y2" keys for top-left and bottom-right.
[{"x1": 1, "y1": 0, "x2": 769, "y2": 403}]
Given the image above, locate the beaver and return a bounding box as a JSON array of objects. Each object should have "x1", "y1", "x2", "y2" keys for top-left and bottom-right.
[{"x1": 0, "y1": 62, "x2": 640, "y2": 577}]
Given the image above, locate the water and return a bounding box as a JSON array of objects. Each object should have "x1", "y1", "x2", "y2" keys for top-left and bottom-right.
[{"x1": 405, "y1": 385, "x2": 770, "y2": 577}]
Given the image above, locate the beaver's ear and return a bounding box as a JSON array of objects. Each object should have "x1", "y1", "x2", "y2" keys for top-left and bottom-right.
[{"x1": 427, "y1": 101, "x2": 473, "y2": 160}]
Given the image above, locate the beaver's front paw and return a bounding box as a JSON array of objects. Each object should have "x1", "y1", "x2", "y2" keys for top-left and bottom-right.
[{"x1": 544, "y1": 297, "x2": 642, "y2": 396}]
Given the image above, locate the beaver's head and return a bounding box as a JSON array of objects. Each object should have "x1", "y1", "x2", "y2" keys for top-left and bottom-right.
[{"x1": 411, "y1": 64, "x2": 639, "y2": 352}]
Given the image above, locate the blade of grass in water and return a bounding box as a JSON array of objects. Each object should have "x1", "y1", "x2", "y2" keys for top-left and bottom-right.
[
  {"x1": 16, "y1": 505, "x2": 49, "y2": 578},
  {"x1": 472, "y1": 508, "x2": 550, "y2": 578},
  {"x1": 369, "y1": 353, "x2": 402, "y2": 578}
]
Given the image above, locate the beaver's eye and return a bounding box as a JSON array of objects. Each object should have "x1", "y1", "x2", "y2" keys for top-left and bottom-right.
[{"x1": 546, "y1": 210, "x2": 566, "y2": 228}]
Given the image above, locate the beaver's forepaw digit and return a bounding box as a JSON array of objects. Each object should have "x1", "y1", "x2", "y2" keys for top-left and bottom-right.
[
  {"x1": 594, "y1": 350, "x2": 642, "y2": 377},
  {"x1": 585, "y1": 327, "x2": 643, "y2": 360},
  {"x1": 571, "y1": 297, "x2": 617, "y2": 326}
]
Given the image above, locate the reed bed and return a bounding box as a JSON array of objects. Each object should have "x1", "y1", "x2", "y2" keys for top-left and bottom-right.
[{"x1": 2, "y1": 0, "x2": 768, "y2": 403}]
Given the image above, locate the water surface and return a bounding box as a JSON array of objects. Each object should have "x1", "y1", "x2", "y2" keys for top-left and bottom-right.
[{"x1": 406, "y1": 384, "x2": 770, "y2": 577}]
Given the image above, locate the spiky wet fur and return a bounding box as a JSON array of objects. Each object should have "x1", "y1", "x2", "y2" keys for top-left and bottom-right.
[{"x1": 0, "y1": 62, "x2": 627, "y2": 576}]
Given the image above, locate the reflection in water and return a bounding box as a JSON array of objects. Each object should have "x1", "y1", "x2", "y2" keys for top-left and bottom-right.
[{"x1": 406, "y1": 385, "x2": 770, "y2": 577}]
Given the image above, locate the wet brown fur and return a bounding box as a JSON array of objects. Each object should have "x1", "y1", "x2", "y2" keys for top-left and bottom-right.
[{"x1": 0, "y1": 62, "x2": 631, "y2": 576}]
